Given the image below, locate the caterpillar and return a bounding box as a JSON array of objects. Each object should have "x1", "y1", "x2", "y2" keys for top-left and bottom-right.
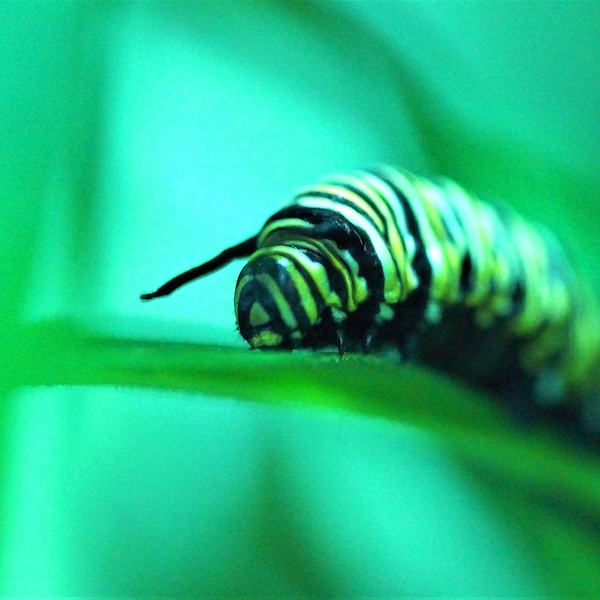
[{"x1": 141, "y1": 165, "x2": 600, "y2": 444}]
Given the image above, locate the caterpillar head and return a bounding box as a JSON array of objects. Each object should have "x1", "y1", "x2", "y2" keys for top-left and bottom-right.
[
  {"x1": 139, "y1": 235, "x2": 352, "y2": 351},
  {"x1": 234, "y1": 251, "x2": 328, "y2": 349}
]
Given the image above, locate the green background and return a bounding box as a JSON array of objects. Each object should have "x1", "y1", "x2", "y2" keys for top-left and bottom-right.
[{"x1": 2, "y1": 2, "x2": 600, "y2": 596}]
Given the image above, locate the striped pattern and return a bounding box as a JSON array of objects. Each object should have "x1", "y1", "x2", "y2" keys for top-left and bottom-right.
[
  {"x1": 141, "y1": 165, "x2": 600, "y2": 442},
  {"x1": 234, "y1": 166, "x2": 599, "y2": 408}
]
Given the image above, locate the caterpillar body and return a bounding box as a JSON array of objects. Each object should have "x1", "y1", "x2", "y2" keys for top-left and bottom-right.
[{"x1": 141, "y1": 165, "x2": 600, "y2": 444}]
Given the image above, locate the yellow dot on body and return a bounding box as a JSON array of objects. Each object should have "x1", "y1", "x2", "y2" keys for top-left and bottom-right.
[
  {"x1": 249, "y1": 302, "x2": 271, "y2": 327},
  {"x1": 251, "y1": 331, "x2": 283, "y2": 348}
]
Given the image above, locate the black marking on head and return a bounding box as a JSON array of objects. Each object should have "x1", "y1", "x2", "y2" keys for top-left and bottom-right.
[{"x1": 264, "y1": 205, "x2": 385, "y2": 304}]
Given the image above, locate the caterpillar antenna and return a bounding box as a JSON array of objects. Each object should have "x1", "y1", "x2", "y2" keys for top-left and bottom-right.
[{"x1": 140, "y1": 236, "x2": 257, "y2": 300}]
